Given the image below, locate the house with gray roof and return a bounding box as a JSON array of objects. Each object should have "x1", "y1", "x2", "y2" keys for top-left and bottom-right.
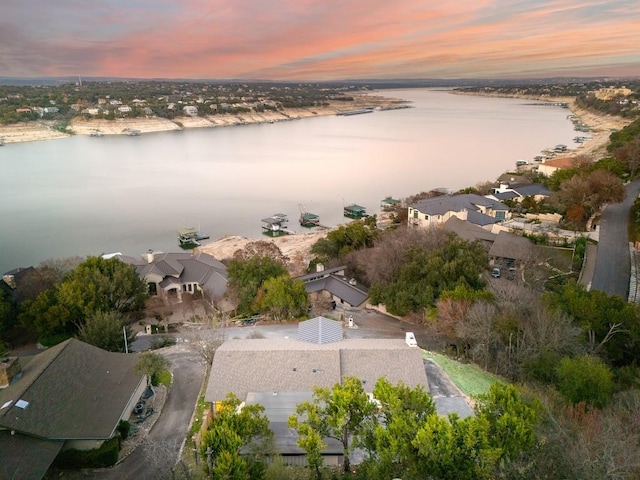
[
  {"x1": 0, "y1": 339, "x2": 146, "y2": 480},
  {"x1": 488, "y1": 183, "x2": 552, "y2": 203},
  {"x1": 205, "y1": 317, "x2": 427, "y2": 466},
  {"x1": 294, "y1": 265, "x2": 369, "y2": 308},
  {"x1": 408, "y1": 194, "x2": 510, "y2": 231},
  {"x1": 443, "y1": 217, "x2": 497, "y2": 246},
  {"x1": 489, "y1": 231, "x2": 535, "y2": 268},
  {"x1": 117, "y1": 251, "x2": 227, "y2": 303}
]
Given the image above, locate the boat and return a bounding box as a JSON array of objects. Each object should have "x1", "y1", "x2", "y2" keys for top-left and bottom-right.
[
  {"x1": 123, "y1": 128, "x2": 141, "y2": 136},
  {"x1": 380, "y1": 196, "x2": 400, "y2": 211},
  {"x1": 344, "y1": 204, "x2": 368, "y2": 219},
  {"x1": 261, "y1": 214, "x2": 291, "y2": 236},
  {"x1": 177, "y1": 227, "x2": 204, "y2": 249},
  {"x1": 89, "y1": 129, "x2": 104, "y2": 137},
  {"x1": 299, "y1": 205, "x2": 320, "y2": 227},
  {"x1": 336, "y1": 108, "x2": 374, "y2": 116}
]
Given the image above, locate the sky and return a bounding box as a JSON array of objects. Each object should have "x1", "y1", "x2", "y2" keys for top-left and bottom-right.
[{"x1": 1, "y1": 0, "x2": 639, "y2": 81}]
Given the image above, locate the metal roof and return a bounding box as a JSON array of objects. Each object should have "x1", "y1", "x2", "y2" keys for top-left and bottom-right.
[{"x1": 297, "y1": 317, "x2": 343, "y2": 345}]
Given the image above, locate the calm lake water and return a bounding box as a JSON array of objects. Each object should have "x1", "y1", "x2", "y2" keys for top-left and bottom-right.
[{"x1": 0, "y1": 89, "x2": 579, "y2": 273}]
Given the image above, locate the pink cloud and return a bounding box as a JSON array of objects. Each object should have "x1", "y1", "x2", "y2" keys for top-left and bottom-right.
[{"x1": 2, "y1": 0, "x2": 638, "y2": 79}]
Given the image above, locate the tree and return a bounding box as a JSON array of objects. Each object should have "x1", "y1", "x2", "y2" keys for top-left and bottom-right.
[
  {"x1": 288, "y1": 408, "x2": 326, "y2": 479},
  {"x1": 552, "y1": 170, "x2": 624, "y2": 230},
  {"x1": 56, "y1": 256, "x2": 148, "y2": 318},
  {"x1": 411, "y1": 383, "x2": 539, "y2": 480},
  {"x1": 289, "y1": 376, "x2": 376, "y2": 473},
  {"x1": 77, "y1": 310, "x2": 133, "y2": 352},
  {"x1": 368, "y1": 234, "x2": 487, "y2": 317},
  {"x1": 358, "y1": 378, "x2": 436, "y2": 480},
  {"x1": 556, "y1": 355, "x2": 614, "y2": 408},
  {"x1": 135, "y1": 351, "x2": 170, "y2": 385},
  {"x1": 253, "y1": 275, "x2": 308, "y2": 322},
  {"x1": 310, "y1": 220, "x2": 378, "y2": 262},
  {"x1": 227, "y1": 256, "x2": 288, "y2": 314},
  {"x1": 201, "y1": 393, "x2": 272, "y2": 479}
]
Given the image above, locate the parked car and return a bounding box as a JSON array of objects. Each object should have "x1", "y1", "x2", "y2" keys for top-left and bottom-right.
[{"x1": 491, "y1": 267, "x2": 501, "y2": 278}]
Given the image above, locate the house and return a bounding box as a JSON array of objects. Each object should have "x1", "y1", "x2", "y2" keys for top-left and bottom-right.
[
  {"x1": 443, "y1": 217, "x2": 497, "y2": 247},
  {"x1": 182, "y1": 105, "x2": 198, "y2": 116},
  {"x1": 0, "y1": 339, "x2": 146, "y2": 480},
  {"x1": 537, "y1": 157, "x2": 576, "y2": 176},
  {"x1": 294, "y1": 265, "x2": 369, "y2": 308},
  {"x1": 117, "y1": 105, "x2": 132, "y2": 113},
  {"x1": 488, "y1": 183, "x2": 551, "y2": 203},
  {"x1": 116, "y1": 251, "x2": 227, "y2": 302},
  {"x1": 408, "y1": 194, "x2": 510, "y2": 230},
  {"x1": 488, "y1": 231, "x2": 535, "y2": 269},
  {"x1": 205, "y1": 317, "x2": 427, "y2": 466}
]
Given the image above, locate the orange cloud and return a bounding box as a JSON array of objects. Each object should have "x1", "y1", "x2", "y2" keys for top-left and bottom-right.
[{"x1": 2, "y1": 0, "x2": 638, "y2": 79}]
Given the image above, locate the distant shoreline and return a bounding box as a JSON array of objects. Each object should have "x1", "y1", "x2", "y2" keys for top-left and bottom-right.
[{"x1": 0, "y1": 91, "x2": 410, "y2": 145}]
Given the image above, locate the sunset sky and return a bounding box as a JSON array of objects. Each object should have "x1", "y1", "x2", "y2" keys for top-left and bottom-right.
[{"x1": 2, "y1": 0, "x2": 638, "y2": 81}]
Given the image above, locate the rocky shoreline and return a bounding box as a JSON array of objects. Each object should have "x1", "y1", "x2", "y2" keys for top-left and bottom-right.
[{"x1": 0, "y1": 92, "x2": 409, "y2": 144}]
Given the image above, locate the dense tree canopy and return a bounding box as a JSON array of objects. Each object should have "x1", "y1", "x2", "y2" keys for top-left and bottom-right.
[
  {"x1": 368, "y1": 233, "x2": 488, "y2": 317},
  {"x1": 201, "y1": 393, "x2": 273, "y2": 479},
  {"x1": 227, "y1": 255, "x2": 288, "y2": 315},
  {"x1": 289, "y1": 376, "x2": 376, "y2": 473},
  {"x1": 253, "y1": 275, "x2": 308, "y2": 322},
  {"x1": 17, "y1": 256, "x2": 147, "y2": 344},
  {"x1": 310, "y1": 219, "x2": 378, "y2": 262},
  {"x1": 77, "y1": 311, "x2": 134, "y2": 352}
]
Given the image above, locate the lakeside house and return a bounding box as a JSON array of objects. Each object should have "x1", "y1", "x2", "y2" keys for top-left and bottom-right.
[
  {"x1": 0, "y1": 339, "x2": 147, "y2": 480},
  {"x1": 537, "y1": 157, "x2": 576, "y2": 176},
  {"x1": 115, "y1": 251, "x2": 228, "y2": 303},
  {"x1": 487, "y1": 183, "x2": 551, "y2": 203},
  {"x1": 408, "y1": 193, "x2": 510, "y2": 231}
]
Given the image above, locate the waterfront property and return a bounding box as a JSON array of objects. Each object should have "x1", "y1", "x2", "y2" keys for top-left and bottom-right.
[
  {"x1": 0, "y1": 339, "x2": 147, "y2": 480},
  {"x1": 116, "y1": 250, "x2": 227, "y2": 302},
  {"x1": 488, "y1": 183, "x2": 551, "y2": 203},
  {"x1": 343, "y1": 204, "x2": 368, "y2": 219},
  {"x1": 408, "y1": 194, "x2": 510, "y2": 231}
]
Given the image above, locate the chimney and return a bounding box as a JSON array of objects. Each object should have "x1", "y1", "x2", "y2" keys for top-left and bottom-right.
[
  {"x1": 0, "y1": 357, "x2": 21, "y2": 388},
  {"x1": 316, "y1": 263, "x2": 324, "y2": 273},
  {"x1": 147, "y1": 249, "x2": 154, "y2": 264}
]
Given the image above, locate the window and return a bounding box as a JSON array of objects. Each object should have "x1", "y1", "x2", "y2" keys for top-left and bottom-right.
[{"x1": 495, "y1": 211, "x2": 506, "y2": 220}]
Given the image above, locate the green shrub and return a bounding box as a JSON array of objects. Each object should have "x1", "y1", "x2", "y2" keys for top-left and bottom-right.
[
  {"x1": 38, "y1": 332, "x2": 72, "y2": 347},
  {"x1": 117, "y1": 420, "x2": 131, "y2": 440}
]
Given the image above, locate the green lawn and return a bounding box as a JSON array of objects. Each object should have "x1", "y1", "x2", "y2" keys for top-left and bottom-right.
[
  {"x1": 154, "y1": 369, "x2": 172, "y2": 387},
  {"x1": 422, "y1": 350, "x2": 505, "y2": 397}
]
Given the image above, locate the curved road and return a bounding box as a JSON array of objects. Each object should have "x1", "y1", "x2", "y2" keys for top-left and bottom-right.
[{"x1": 591, "y1": 180, "x2": 640, "y2": 298}]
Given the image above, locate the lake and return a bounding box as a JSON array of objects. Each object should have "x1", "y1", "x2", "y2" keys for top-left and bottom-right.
[{"x1": 0, "y1": 88, "x2": 579, "y2": 273}]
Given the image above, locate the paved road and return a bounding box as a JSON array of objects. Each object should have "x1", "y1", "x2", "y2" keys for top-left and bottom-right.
[{"x1": 591, "y1": 180, "x2": 640, "y2": 298}]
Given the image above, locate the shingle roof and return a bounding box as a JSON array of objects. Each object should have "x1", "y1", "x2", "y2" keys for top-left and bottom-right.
[
  {"x1": 0, "y1": 431, "x2": 63, "y2": 480},
  {"x1": 130, "y1": 252, "x2": 228, "y2": 298},
  {"x1": 489, "y1": 231, "x2": 534, "y2": 262},
  {"x1": 302, "y1": 275, "x2": 369, "y2": 307},
  {"x1": 410, "y1": 194, "x2": 508, "y2": 220},
  {"x1": 443, "y1": 217, "x2": 497, "y2": 243},
  {"x1": 0, "y1": 339, "x2": 144, "y2": 440},
  {"x1": 205, "y1": 337, "x2": 427, "y2": 402}
]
